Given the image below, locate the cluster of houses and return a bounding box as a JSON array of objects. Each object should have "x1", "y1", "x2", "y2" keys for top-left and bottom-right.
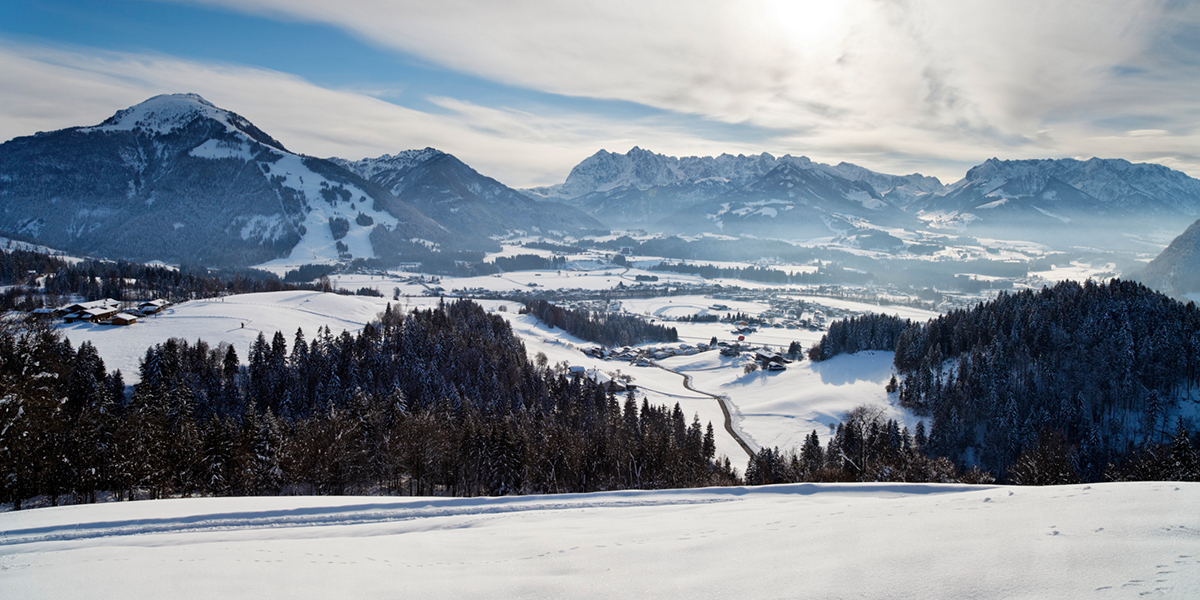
[
  {"x1": 32, "y1": 298, "x2": 170, "y2": 326},
  {"x1": 566, "y1": 365, "x2": 637, "y2": 393},
  {"x1": 751, "y1": 349, "x2": 791, "y2": 371},
  {"x1": 583, "y1": 342, "x2": 712, "y2": 367},
  {"x1": 580, "y1": 339, "x2": 794, "y2": 373}
]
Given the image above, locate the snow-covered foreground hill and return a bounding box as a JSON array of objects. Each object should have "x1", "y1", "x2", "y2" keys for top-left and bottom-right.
[{"x1": 2, "y1": 483, "x2": 1196, "y2": 598}]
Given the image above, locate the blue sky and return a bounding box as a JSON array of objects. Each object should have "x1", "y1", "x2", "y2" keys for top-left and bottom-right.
[{"x1": 2, "y1": 0, "x2": 1199, "y2": 187}]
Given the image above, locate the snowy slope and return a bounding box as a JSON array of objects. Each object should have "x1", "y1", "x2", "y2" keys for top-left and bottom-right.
[
  {"x1": 497, "y1": 310, "x2": 749, "y2": 462},
  {"x1": 660, "y1": 162, "x2": 915, "y2": 239},
  {"x1": 332, "y1": 150, "x2": 604, "y2": 239},
  {"x1": 56, "y1": 291, "x2": 394, "y2": 379},
  {"x1": 1135, "y1": 218, "x2": 1200, "y2": 297},
  {"x1": 80, "y1": 93, "x2": 287, "y2": 156},
  {"x1": 663, "y1": 350, "x2": 913, "y2": 452},
  {"x1": 2, "y1": 482, "x2": 1196, "y2": 599}
]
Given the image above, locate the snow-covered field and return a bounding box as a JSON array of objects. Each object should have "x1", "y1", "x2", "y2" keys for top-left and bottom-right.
[
  {"x1": 56, "y1": 291, "x2": 396, "y2": 378},
  {"x1": 54, "y1": 287, "x2": 933, "y2": 463},
  {"x1": 1028, "y1": 260, "x2": 1120, "y2": 285},
  {"x1": 660, "y1": 350, "x2": 911, "y2": 452},
  {"x1": 2, "y1": 482, "x2": 1196, "y2": 599}
]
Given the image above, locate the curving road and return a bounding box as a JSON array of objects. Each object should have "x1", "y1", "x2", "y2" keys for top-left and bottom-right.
[{"x1": 652, "y1": 362, "x2": 755, "y2": 460}]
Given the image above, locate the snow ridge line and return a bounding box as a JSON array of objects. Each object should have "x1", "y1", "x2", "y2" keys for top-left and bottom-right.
[{"x1": 0, "y1": 497, "x2": 735, "y2": 546}]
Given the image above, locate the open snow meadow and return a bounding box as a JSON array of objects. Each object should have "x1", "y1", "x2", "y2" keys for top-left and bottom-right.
[
  {"x1": 1, "y1": 482, "x2": 1197, "y2": 598},
  {"x1": 29, "y1": 272, "x2": 1200, "y2": 598}
]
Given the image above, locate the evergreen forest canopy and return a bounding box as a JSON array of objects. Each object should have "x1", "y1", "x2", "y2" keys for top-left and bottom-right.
[
  {"x1": 522, "y1": 299, "x2": 678, "y2": 347},
  {"x1": 4, "y1": 276, "x2": 1200, "y2": 511},
  {"x1": 0, "y1": 247, "x2": 303, "y2": 310},
  {"x1": 0, "y1": 299, "x2": 734, "y2": 510},
  {"x1": 809, "y1": 279, "x2": 1200, "y2": 483}
]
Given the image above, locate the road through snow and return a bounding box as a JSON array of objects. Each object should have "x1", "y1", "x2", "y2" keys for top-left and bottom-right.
[{"x1": 653, "y1": 362, "x2": 755, "y2": 459}]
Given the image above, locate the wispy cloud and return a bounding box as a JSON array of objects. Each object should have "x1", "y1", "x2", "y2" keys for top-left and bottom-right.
[
  {"x1": 7, "y1": 0, "x2": 1200, "y2": 185},
  {"x1": 166, "y1": 0, "x2": 1200, "y2": 179},
  {"x1": 0, "y1": 41, "x2": 767, "y2": 186}
]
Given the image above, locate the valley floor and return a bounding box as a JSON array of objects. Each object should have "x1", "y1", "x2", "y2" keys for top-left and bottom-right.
[
  {"x1": 53, "y1": 290, "x2": 928, "y2": 464},
  {"x1": 1, "y1": 482, "x2": 1196, "y2": 599}
]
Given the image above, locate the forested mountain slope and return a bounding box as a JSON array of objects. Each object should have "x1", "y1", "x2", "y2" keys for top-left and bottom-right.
[{"x1": 811, "y1": 279, "x2": 1200, "y2": 482}]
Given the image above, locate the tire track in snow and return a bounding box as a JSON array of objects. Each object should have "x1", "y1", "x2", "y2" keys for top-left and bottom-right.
[{"x1": 0, "y1": 496, "x2": 734, "y2": 547}]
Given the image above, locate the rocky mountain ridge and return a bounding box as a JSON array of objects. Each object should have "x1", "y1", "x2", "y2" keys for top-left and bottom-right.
[
  {"x1": 529, "y1": 148, "x2": 1200, "y2": 246},
  {"x1": 0, "y1": 94, "x2": 601, "y2": 267},
  {"x1": 331, "y1": 151, "x2": 602, "y2": 240}
]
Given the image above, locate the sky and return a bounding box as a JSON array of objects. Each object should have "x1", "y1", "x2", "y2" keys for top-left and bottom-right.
[{"x1": 1, "y1": 0, "x2": 1199, "y2": 188}]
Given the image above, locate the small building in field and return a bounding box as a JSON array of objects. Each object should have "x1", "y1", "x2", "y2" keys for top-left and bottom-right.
[
  {"x1": 138, "y1": 299, "x2": 170, "y2": 314},
  {"x1": 755, "y1": 350, "x2": 786, "y2": 365},
  {"x1": 110, "y1": 313, "x2": 139, "y2": 326},
  {"x1": 79, "y1": 306, "x2": 120, "y2": 323}
]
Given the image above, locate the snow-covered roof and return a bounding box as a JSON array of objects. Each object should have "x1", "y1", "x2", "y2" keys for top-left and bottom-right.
[{"x1": 62, "y1": 298, "x2": 120, "y2": 312}]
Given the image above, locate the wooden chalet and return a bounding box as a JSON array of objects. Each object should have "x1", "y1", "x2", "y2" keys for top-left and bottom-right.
[
  {"x1": 138, "y1": 299, "x2": 170, "y2": 314},
  {"x1": 109, "y1": 313, "x2": 139, "y2": 326},
  {"x1": 56, "y1": 298, "x2": 122, "y2": 322},
  {"x1": 79, "y1": 306, "x2": 120, "y2": 323}
]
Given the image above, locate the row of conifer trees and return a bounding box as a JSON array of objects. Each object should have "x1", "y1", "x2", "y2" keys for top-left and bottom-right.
[{"x1": 0, "y1": 300, "x2": 735, "y2": 509}]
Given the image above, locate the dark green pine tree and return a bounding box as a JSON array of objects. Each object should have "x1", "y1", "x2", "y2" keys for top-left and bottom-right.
[{"x1": 1166, "y1": 418, "x2": 1198, "y2": 481}]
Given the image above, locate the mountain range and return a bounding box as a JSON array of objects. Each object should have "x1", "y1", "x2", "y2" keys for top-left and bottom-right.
[
  {"x1": 911, "y1": 158, "x2": 1200, "y2": 245},
  {"x1": 3, "y1": 93, "x2": 1200, "y2": 268},
  {"x1": 529, "y1": 148, "x2": 1200, "y2": 249},
  {"x1": 0, "y1": 94, "x2": 600, "y2": 267},
  {"x1": 525, "y1": 148, "x2": 939, "y2": 233}
]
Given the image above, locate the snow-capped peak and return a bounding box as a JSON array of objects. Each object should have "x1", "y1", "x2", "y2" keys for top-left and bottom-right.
[
  {"x1": 93, "y1": 93, "x2": 229, "y2": 134},
  {"x1": 541, "y1": 146, "x2": 944, "y2": 202},
  {"x1": 83, "y1": 93, "x2": 287, "y2": 151}
]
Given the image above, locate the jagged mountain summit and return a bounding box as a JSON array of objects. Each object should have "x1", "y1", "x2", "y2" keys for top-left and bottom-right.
[
  {"x1": 331, "y1": 150, "x2": 603, "y2": 239},
  {"x1": 0, "y1": 94, "x2": 601, "y2": 267},
  {"x1": 1135, "y1": 218, "x2": 1200, "y2": 297},
  {"x1": 913, "y1": 157, "x2": 1200, "y2": 245},
  {"x1": 532, "y1": 148, "x2": 1200, "y2": 248},
  {"x1": 525, "y1": 147, "x2": 942, "y2": 234}
]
